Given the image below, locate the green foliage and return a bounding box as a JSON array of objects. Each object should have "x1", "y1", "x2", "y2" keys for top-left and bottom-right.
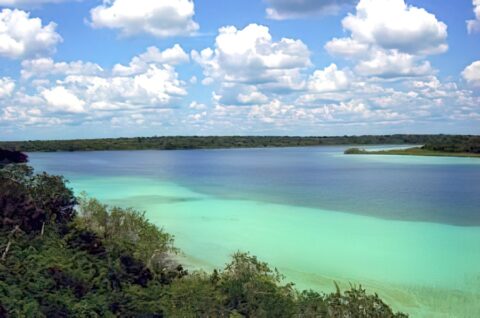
[
  {"x1": 344, "y1": 148, "x2": 364, "y2": 154},
  {"x1": 76, "y1": 195, "x2": 175, "y2": 272},
  {"x1": 0, "y1": 148, "x2": 28, "y2": 165},
  {"x1": 422, "y1": 135, "x2": 480, "y2": 154},
  {"x1": 0, "y1": 163, "x2": 76, "y2": 233},
  {"x1": 2, "y1": 135, "x2": 478, "y2": 152},
  {"x1": 218, "y1": 252, "x2": 296, "y2": 317},
  {"x1": 0, "y1": 163, "x2": 408, "y2": 317}
]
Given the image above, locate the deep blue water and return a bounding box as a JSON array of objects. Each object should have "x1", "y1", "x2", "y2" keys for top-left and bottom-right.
[{"x1": 29, "y1": 146, "x2": 480, "y2": 226}]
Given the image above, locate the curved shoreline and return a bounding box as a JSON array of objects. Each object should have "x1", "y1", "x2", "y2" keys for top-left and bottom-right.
[{"x1": 345, "y1": 147, "x2": 480, "y2": 158}]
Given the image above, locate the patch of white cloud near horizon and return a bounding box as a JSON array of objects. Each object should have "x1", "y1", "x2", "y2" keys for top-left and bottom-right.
[
  {"x1": 89, "y1": 0, "x2": 199, "y2": 38},
  {"x1": 325, "y1": 0, "x2": 447, "y2": 78},
  {"x1": 462, "y1": 61, "x2": 480, "y2": 86},
  {"x1": 0, "y1": 77, "x2": 15, "y2": 98},
  {"x1": 1, "y1": 45, "x2": 189, "y2": 128},
  {"x1": 467, "y1": 0, "x2": 480, "y2": 33},
  {"x1": 62, "y1": 64, "x2": 186, "y2": 111},
  {"x1": 192, "y1": 23, "x2": 311, "y2": 106},
  {"x1": 0, "y1": 9, "x2": 62, "y2": 59},
  {"x1": 265, "y1": 0, "x2": 356, "y2": 20}
]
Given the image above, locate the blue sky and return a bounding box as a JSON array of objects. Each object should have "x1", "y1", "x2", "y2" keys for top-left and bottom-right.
[{"x1": 0, "y1": 0, "x2": 479, "y2": 140}]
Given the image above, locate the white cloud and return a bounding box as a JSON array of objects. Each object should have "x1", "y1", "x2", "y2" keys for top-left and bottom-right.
[
  {"x1": 1, "y1": 46, "x2": 190, "y2": 130},
  {"x1": 0, "y1": 77, "x2": 15, "y2": 98},
  {"x1": 21, "y1": 58, "x2": 103, "y2": 79},
  {"x1": 63, "y1": 64, "x2": 186, "y2": 110},
  {"x1": 0, "y1": 9, "x2": 62, "y2": 59},
  {"x1": 355, "y1": 50, "x2": 432, "y2": 77},
  {"x1": 90, "y1": 0, "x2": 199, "y2": 38},
  {"x1": 113, "y1": 44, "x2": 189, "y2": 76},
  {"x1": 0, "y1": 0, "x2": 77, "y2": 7},
  {"x1": 325, "y1": 38, "x2": 369, "y2": 58},
  {"x1": 193, "y1": 23, "x2": 311, "y2": 105},
  {"x1": 193, "y1": 24, "x2": 310, "y2": 86},
  {"x1": 325, "y1": 0, "x2": 447, "y2": 78},
  {"x1": 467, "y1": 0, "x2": 480, "y2": 33},
  {"x1": 265, "y1": 0, "x2": 355, "y2": 20},
  {"x1": 42, "y1": 86, "x2": 86, "y2": 113},
  {"x1": 462, "y1": 61, "x2": 480, "y2": 86},
  {"x1": 342, "y1": 0, "x2": 447, "y2": 55},
  {"x1": 308, "y1": 64, "x2": 352, "y2": 93},
  {"x1": 189, "y1": 101, "x2": 206, "y2": 110}
]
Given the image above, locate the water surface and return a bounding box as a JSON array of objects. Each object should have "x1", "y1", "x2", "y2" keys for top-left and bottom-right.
[{"x1": 29, "y1": 146, "x2": 480, "y2": 317}]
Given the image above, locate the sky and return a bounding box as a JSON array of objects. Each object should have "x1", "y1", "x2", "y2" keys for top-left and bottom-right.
[{"x1": 0, "y1": 0, "x2": 479, "y2": 140}]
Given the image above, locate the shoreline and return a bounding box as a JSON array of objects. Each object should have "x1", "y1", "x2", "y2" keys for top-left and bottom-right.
[{"x1": 345, "y1": 147, "x2": 480, "y2": 158}]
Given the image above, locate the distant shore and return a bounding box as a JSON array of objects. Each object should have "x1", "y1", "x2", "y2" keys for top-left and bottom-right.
[
  {"x1": 344, "y1": 147, "x2": 480, "y2": 158},
  {"x1": 1, "y1": 134, "x2": 479, "y2": 153}
]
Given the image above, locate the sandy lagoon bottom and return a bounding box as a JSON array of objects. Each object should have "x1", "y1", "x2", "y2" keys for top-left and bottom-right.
[{"x1": 69, "y1": 175, "x2": 480, "y2": 318}]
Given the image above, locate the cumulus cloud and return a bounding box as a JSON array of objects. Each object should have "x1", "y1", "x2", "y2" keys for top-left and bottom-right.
[
  {"x1": 325, "y1": 38, "x2": 369, "y2": 59},
  {"x1": 193, "y1": 23, "x2": 311, "y2": 105},
  {"x1": 341, "y1": 0, "x2": 447, "y2": 55},
  {"x1": 462, "y1": 61, "x2": 480, "y2": 86},
  {"x1": 0, "y1": 9, "x2": 62, "y2": 59},
  {"x1": 265, "y1": 0, "x2": 355, "y2": 20},
  {"x1": 1, "y1": 44, "x2": 190, "y2": 131},
  {"x1": 89, "y1": 0, "x2": 199, "y2": 38},
  {"x1": 63, "y1": 64, "x2": 186, "y2": 111},
  {"x1": 42, "y1": 86, "x2": 86, "y2": 113},
  {"x1": 355, "y1": 50, "x2": 432, "y2": 77},
  {"x1": 21, "y1": 58, "x2": 103, "y2": 79},
  {"x1": 307, "y1": 64, "x2": 352, "y2": 93},
  {"x1": 0, "y1": 78, "x2": 15, "y2": 99},
  {"x1": 325, "y1": 0, "x2": 447, "y2": 78},
  {"x1": 467, "y1": 0, "x2": 480, "y2": 33},
  {"x1": 113, "y1": 44, "x2": 189, "y2": 76}
]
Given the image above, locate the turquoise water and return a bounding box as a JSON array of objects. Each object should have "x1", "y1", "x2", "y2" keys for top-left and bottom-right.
[{"x1": 29, "y1": 146, "x2": 480, "y2": 317}]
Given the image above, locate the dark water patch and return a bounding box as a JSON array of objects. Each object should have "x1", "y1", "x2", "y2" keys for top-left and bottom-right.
[
  {"x1": 28, "y1": 146, "x2": 480, "y2": 226},
  {"x1": 107, "y1": 195, "x2": 203, "y2": 206}
]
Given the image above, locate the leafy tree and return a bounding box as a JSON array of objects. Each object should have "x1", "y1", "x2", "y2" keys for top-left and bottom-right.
[
  {"x1": 0, "y1": 149, "x2": 28, "y2": 165},
  {"x1": 76, "y1": 196, "x2": 175, "y2": 273}
]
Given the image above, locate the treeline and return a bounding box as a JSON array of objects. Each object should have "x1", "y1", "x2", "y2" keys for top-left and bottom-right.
[
  {"x1": 0, "y1": 150, "x2": 408, "y2": 317},
  {"x1": 422, "y1": 135, "x2": 480, "y2": 154},
  {"x1": 1, "y1": 134, "x2": 478, "y2": 152}
]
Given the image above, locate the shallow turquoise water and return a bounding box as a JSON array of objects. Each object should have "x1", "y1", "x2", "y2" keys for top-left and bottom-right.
[{"x1": 29, "y1": 147, "x2": 480, "y2": 317}]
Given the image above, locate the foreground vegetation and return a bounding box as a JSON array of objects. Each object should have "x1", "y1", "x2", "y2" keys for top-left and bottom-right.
[
  {"x1": 345, "y1": 135, "x2": 480, "y2": 158},
  {"x1": 0, "y1": 149, "x2": 407, "y2": 317},
  {"x1": 1, "y1": 134, "x2": 478, "y2": 152}
]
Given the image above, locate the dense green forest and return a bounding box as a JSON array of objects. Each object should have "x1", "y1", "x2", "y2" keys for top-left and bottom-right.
[
  {"x1": 0, "y1": 149, "x2": 407, "y2": 317},
  {"x1": 421, "y1": 135, "x2": 480, "y2": 153},
  {"x1": 344, "y1": 135, "x2": 480, "y2": 157},
  {"x1": 1, "y1": 134, "x2": 478, "y2": 152}
]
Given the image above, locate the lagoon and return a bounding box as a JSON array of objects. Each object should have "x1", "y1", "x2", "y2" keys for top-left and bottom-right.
[{"x1": 29, "y1": 146, "x2": 480, "y2": 317}]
